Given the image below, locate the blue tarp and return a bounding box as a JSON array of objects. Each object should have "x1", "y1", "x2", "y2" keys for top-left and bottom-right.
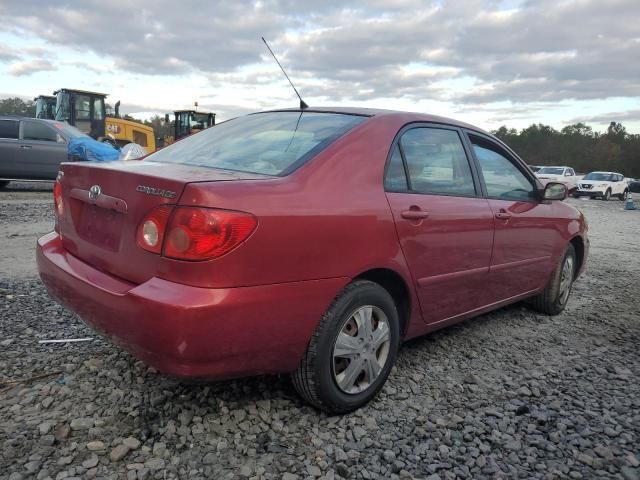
[{"x1": 68, "y1": 137, "x2": 120, "y2": 162}]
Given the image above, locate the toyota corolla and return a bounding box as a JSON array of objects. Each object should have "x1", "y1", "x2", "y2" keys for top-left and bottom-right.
[{"x1": 37, "y1": 108, "x2": 588, "y2": 413}]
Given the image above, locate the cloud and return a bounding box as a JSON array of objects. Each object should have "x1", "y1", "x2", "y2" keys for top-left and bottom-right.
[
  {"x1": 569, "y1": 109, "x2": 640, "y2": 125},
  {"x1": 0, "y1": 47, "x2": 21, "y2": 62},
  {"x1": 7, "y1": 59, "x2": 56, "y2": 76},
  {"x1": 0, "y1": 0, "x2": 638, "y2": 108}
]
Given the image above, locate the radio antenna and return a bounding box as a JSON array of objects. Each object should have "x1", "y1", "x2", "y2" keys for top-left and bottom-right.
[{"x1": 261, "y1": 36, "x2": 308, "y2": 109}]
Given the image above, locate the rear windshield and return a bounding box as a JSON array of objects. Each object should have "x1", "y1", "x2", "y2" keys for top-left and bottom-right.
[
  {"x1": 147, "y1": 111, "x2": 367, "y2": 175},
  {"x1": 583, "y1": 172, "x2": 613, "y2": 181}
]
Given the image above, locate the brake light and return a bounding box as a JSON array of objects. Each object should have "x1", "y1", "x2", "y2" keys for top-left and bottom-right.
[
  {"x1": 136, "y1": 206, "x2": 172, "y2": 254},
  {"x1": 53, "y1": 176, "x2": 63, "y2": 217},
  {"x1": 164, "y1": 207, "x2": 257, "y2": 260}
]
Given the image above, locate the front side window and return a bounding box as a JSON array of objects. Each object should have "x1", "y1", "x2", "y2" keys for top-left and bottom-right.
[
  {"x1": 148, "y1": 111, "x2": 367, "y2": 175},
  {"x1": 471, "y1": 137, "x2": 535, "y2": 201},
  {"x1": 22, "y1": 121, "x2": 59, "y2": 142},
  {"x1": 398, "y1": 127, "x2": 475, "y2": 196},
  {"x1": 0, "y1": 120, "x2": 19, "y2": 139}
]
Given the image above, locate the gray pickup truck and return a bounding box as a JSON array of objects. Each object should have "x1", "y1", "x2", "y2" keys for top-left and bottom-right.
[{"x1": 0, "y1": 116, "x2": 88, "y2": 188}]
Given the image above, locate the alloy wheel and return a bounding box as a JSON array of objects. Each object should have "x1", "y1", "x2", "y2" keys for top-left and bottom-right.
[
  {"x1": 559, "y1": 255, "x2": 575, "y2": 305},
  {"x1": 332, "y1": 305, "x2": 391, "y2": 394}
]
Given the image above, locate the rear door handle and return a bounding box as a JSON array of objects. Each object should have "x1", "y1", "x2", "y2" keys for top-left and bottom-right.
[
  {"x1": 20, "y1": 145, "x2": 32, "y2": 149},
  {"x1": 495, "y1": 210, "x2": 512, "y2": 220},
  {"x1": 401, "y1": 209, "x2": 429, "y2": 220}
]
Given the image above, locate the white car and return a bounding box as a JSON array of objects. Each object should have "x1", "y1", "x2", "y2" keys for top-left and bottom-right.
[
  {"x1": 535, "y1": 166, "x2": 578, "y2": 188},
  {"x1": 573, "y1": 171, "x2": 629, "y2": 200}
]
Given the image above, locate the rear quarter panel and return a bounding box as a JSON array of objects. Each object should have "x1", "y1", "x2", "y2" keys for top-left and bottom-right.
[{"x1": 169, "y1": 115, "x2": 415, "y2": 290}]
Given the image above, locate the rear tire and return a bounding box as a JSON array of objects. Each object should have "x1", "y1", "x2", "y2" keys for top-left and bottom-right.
[
  {"x1": 0, "y1": 181, "x2": 9, "y2": 189},
  {"x1": 291, "y1": 280, "x2": 400, "y2": 414},
  {"x1": 530, "y1": 244, "x2": 576, "y2": 315}
]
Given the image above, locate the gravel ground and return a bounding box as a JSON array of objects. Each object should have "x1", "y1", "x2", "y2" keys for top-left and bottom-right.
[{"x1": 1, "y1": 182, "x2": 639, "y2": 480}]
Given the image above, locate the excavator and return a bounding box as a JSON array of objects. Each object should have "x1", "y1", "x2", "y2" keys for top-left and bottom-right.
[{"x1": 36, "y1": 88, "x2": 156, "y2": 153}]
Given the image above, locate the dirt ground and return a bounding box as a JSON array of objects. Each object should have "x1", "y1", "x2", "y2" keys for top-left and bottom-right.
[{"x1": 1, "y1": 181, "x2": 639, "y2": 480}]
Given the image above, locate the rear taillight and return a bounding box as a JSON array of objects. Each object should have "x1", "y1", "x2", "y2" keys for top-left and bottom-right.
[
  {"x1": 136, "y1": 206, "x2": 257, "y2": 260},
  {"x1": 136, "y1": 206, "x2": 172, "y2": 254},
  {"x1": 53, "y1": 173, "x2": 64, "y2": 218},
  {"x1": 165, "y1": 207, "x2": 257, "y2": 260}
]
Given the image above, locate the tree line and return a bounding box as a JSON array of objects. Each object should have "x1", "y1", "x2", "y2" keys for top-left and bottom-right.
[
  {"x1": 493, "y1": 122, "x2": 639, "y2": 177},
  {"x1": 2, "y1": 96, "x2": 639, "y2": 177}
]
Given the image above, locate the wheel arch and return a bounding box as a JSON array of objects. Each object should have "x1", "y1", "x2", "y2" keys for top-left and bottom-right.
[
  {"x1": 353, "y1": 268, "x2": 412, "y2": 339},
  {"x1": 569, "y1": 235, "x2": 585, "y2": 279}
]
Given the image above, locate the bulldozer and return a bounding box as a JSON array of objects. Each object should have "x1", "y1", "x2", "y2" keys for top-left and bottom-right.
[{"x1": 50, "y1": 88, "x2": 156, "y2": 153}]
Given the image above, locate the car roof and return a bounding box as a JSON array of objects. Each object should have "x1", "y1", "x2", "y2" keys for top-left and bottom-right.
[
  {"x1": 260, "y1": 106, "x2": 492, "y2": 136},
  {"x1": 0, "y1": 116, "x2": 59, "y2": 124},
  {"x1": 539, "y1": 166, "x2": 571, "y2": 169},
  {"x1": 589, "y1": 171, "x2": 621, "y2": 175},
  {"x1": 53, "y1": 88, "x2": 108, "y2": 97}
]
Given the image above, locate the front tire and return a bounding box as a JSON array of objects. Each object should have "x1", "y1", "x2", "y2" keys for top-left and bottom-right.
[
  {"x1": 531, "y1": 244, "x2": 576, "y2": 315},
  {"x1": 0, "y1": 180, "x2": 9, "y2": 189},
  {"x1": 620, "y1": 189, "x2": 628, "y2": 201},
  {"x1": 603, "y1": 189, "x2": 611, "y2": 201},
  {"x1": 291, "y1": 280, "x2": 400, "y2": 414}
]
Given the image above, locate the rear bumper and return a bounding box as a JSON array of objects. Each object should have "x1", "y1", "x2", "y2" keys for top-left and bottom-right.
[{"x1": 37, "y1": 232, "x2": 348, "y2": 379}]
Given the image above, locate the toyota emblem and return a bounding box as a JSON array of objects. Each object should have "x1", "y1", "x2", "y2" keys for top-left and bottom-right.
[{"x1": 89, "y1": 185, "x2": 101, "y2": 200}]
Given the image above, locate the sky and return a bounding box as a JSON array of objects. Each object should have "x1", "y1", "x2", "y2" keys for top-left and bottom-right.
[{"x1": 1, "y1": 0, "x2": 639, "y2": 132}]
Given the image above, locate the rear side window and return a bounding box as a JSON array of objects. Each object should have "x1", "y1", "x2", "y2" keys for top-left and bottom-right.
[
  {"x1": 384, "y1": 145, "x2": 408, "y2": 190},
  {"x1": 147, "y1": 112, "x2": 367, "y2": 175},
  {"x1": 22, "y1": 121, "x2": 59, "y2": 142},
  {"x1": 394, "y1": 127, "x2": 476, "y2": 196},
  {"x1": 0, "y1": 120, "x2": 19, "y2": 139}
]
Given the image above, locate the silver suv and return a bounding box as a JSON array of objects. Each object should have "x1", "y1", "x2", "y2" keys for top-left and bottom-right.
[{"x1": 0, "y1": 117, "x2": 87, "y2": 188}]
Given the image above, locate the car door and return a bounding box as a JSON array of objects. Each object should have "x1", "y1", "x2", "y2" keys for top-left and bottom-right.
[
  {"x1": 565, "y1": 168, "x2": 576, "y2": 187},
  {"x1": 0, "y1": 119, "x2": 21, "y2": 178},
  {"x1": 614, "y1": 174, "x2": 626, "y2": 195},
  {"x1": 384, "y1": 125, "x2": 495, "y2": 325},
  {"x1": 465, "y1": 132, "x2": 560, "y2": 301},
  {"x1": 19, "y1": 120, "x2": 68, "y2": 180}
]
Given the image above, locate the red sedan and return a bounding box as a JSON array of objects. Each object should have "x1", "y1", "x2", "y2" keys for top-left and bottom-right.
[{"x1": 37, "y1": 108, "x2": 588, "y2": 413}]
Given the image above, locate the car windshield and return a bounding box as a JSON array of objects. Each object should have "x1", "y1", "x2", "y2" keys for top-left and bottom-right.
[
  {"x1": 538, "y1": 167, "x2": 565, "y2": 175},
  {"x1": 583, "y1": 172, "x2": 614, "y2": 181},
  {"x1": 51, "y1": 121, "x2": 89, "y2": 140},
  {"x1": 147, "y1": 111, "x2": 367, "y2": 175}
]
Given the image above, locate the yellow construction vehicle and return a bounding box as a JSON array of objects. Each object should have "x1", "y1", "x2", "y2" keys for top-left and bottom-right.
[
  {"x1": 51, "y1": 88, "x2": 156, "y2": 153},
  {"x1": 162, "y1": 109, "x2": 216, "y2": 145},
  {"x1": 34, "y1": 95, "x2": 57, "y2": 119}
]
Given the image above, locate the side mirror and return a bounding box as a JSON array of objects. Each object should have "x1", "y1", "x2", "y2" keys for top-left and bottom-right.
[{"x1": 543, "y1": 182, "x2": 568, "y2": 201}]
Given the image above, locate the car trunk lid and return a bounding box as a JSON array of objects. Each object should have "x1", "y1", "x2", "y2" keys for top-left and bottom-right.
[{"x1": 57, "y1": 160, "x2": 268, "y2": 284}]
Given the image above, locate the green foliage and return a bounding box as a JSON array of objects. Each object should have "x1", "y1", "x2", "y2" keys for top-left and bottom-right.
[
  {"x1": 0, "y1": 97, "x2": 36, "y2": 117},
  {"x1": 493, "y1": 122, "x2": 640, "y2": 178}
]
